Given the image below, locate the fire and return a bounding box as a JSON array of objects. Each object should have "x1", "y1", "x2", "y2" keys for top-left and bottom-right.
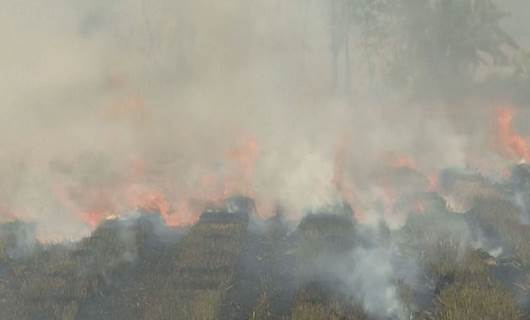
[
  {"x1": 127, "y1": 188, "x2": 198, "y2": 227},
  {"x1": 427, "y1": 174, "x2": 438, "y2": 192},
  {"x1": 415, "y1": 201, "x2": 426, "y2": 214},
  {"x1": 196, "y1": 174, "x2": 226, "y2": 203},
  {"x1": 332, "y1": 139, "x2": 348, "y2": 191},
  {"x1": 130, "y1": 190, "x2": 170, "y2": 216},
  {"x1": 0, "y1": 203, "x2": 22, "y2": 222},
  {"x1": 52, "y1": 183, "x2": 110, "y2": 227},
  {"x1": 89, "y1": 136, "x2": 260, "y2": 228},
  {"x1": 390, "y1": 154, "x2": 417, "y2": 170},
  {"x1": 80, "y1": 211, "x2": 108, "y2": 228},
  {"x1": 381, "y1": 186, "x2": 397, "y2": 216},
  {"x1": 51, "y1": 170, "x2": 201, "y2": 229},
  {"x1": 331, "y1": 137, "x2": 363, "y2": 221},
  {"x1": 223, "y1": 136, "x2": 259, "y2": 197},
  {"x1": 496, "y1": 107, "x2": 530, "y2": 162}
]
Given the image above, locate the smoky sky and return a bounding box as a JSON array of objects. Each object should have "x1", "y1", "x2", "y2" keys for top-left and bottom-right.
[
  {"x1": 501, "y1": 0, "x2": 530, "y2": 46},
  {"x1": 0, "y1": 0, "x2": 529, "y2": 239}
]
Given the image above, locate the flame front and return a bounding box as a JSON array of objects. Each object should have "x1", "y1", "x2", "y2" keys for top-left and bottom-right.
[
  {"x1": 497, "y1": 107, "x2": 530, "y2": 162},
  {"x1": 223, "y1": 136, "x2": 259, "y2": 197}
]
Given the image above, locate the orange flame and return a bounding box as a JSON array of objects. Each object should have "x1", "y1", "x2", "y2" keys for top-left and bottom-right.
[
  {"x1": 127, "y1": 188, "x2": 198, "y2": 227},
  {"x1": 332, "y1": 139, "x2": 347, "y2": 191},
  {"x1": 0, "y1": 203, "x2": 21, "y2": 222},
  {"x1": 382, "y1": 186, "x2": 396, "y2": 212},
  {"x1": 331, "y1": 138, "x2": 363, "y2": 222},
  {"x1": 80, "y1": 211, "x2": 108, "y2": 228},
  {"x1": 415, "y1": 201, "x2": 426, "y2": 214},
  {"x1": 131, "y1": 190, "x2": 170, "y2": 216},
  {"x1": 496, "y1": 107, "x2": 530, "y2": 162},
  {"x1": 223, "y1": 136, "x2": 259, "y2": 197},
  {"x1": 47, "y1": 134, "x2": 262, "y2": 230},
  {"x1": 427, "y1": 174, "x2": 438, "y2": 192},
  {"x1": 391, "y1": 154, "x2": 417, "y2": 170},
  {"x1": 52, "y1": 184, "x2": 110, "y2": 227}
]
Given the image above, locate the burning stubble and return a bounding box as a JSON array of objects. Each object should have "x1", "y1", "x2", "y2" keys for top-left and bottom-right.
[{"x1": 1, "y1": 1, "x2": 530, "y2": 319}]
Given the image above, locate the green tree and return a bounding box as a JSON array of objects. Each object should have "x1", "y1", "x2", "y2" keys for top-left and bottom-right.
[{"x1": 332, "y1": 0, "x2": 519, "y2": 99}]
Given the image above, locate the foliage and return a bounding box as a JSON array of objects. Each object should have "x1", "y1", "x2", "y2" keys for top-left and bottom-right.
[
  {"x1": 469, "y1": 197, "x2": 530, "y2": 266},
  {"x1": 332, "y1": 0, "x2": 519, "y2": 98},
  {"x1": 291, "y1": 283, "x2": 368, "y2": 320},
  {"x1": 434, "y1": 276, "x2": 521, "y2": 320}
]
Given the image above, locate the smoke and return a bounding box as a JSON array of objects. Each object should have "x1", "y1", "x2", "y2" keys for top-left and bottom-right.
[
  {"x1": 2, "y1": 2, "x2": 530, "y2": 319},
  {"x1": 0, "y1": 221, "x2": 36, "y2": 260},
  {"x1": 345, "y1": 247, "x2": 406, "y2": 319},
  {"x1": 298, "y1": 218, "x2": 421, "y2": 320},
  {"x1": 0, "y1": 0, "x2": 528, "y2": 251}
]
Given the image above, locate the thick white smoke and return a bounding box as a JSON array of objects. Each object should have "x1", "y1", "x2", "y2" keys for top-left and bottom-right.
[{"x1": 1, "y1": 0, "x2": 527, "y2": 240}]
